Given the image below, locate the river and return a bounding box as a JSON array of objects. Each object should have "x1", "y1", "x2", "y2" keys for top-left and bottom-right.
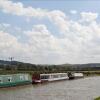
[{"x1": 0, "y1": 76, "x2": 100, "y2": 100}]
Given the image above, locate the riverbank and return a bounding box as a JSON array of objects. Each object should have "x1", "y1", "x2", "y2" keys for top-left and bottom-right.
[{"x1": 0, "y1": 70, "x2": 100, "y2": 77}]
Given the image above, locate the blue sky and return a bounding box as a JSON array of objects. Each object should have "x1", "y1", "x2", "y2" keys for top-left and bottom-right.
[{"x1": 0, "y1": 0, "x2": 100, "y2": 64}]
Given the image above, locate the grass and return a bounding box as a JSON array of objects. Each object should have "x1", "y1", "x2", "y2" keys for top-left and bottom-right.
[
  {"x1": 0, "y1": 70, "x2": 100, "y2": 76},
  {"x1": 95, "y1": 97, "x2": 100, "y2": 100}
]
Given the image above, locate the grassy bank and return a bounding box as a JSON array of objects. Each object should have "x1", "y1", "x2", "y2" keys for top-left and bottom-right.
[{"x1": 0, "y1": 70, "x2": 100, "y2": 76}]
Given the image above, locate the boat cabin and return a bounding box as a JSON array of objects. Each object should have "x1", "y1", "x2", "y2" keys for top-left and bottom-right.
[
  {"x1": 0, "y1": 74, "x2": 32, "y2": 87},
  {"x1": 32, "y1": 73, "x2": 68, "y2": 83}
]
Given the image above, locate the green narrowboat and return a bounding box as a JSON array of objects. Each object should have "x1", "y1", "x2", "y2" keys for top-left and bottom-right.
[{"x1": 0, "y1": 74, "x2": 32, "y2": 88}]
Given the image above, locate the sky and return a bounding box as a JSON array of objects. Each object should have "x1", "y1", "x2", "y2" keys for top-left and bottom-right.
[{"x1": 0, "y1": 0, "x2": 100, "y2": 64}]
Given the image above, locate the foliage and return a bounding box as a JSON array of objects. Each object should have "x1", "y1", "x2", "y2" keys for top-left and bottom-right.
[
  {"x1": 95, "y1": 97, "x2": 100, "y2": 100},
  {"x1": 0, "y1": 60, "x2": 100, "y2": 75}
]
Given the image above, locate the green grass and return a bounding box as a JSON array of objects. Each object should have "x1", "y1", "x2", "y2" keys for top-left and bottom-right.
[
  {"x1": 95, "y1": 97, "x2": 100, "y2": 100},
  {"x1": 0, "y1": 70, "x2": 100, "y2": 76}
]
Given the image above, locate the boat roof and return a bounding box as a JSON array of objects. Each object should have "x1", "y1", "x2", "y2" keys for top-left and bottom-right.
[
  {"x1": 40, "y1": 73, "x2": 67, "y2": 76},
  {"x1": 0, "y1": 73, "x2": 29, "y2": 77}
]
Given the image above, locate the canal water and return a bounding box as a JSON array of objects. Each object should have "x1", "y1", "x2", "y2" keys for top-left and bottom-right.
[{"x1": 0, "y1": 76, "x2": 100, "y2": 100}]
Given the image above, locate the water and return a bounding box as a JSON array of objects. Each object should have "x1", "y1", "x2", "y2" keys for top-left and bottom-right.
[{"x1": 0, "y1": 76, "x2": 100, "y2": 100}]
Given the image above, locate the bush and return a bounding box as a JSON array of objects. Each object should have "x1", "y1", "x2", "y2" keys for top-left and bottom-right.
[{"x1": 95, "y1": 97, "x2": 100, "y2": 100}]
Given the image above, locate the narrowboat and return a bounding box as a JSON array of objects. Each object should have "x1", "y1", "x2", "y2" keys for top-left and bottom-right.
[
  {"x1": 32, "y1": 73, "x2": 69, "y2": 84},
  {"x1": 0, "y1": 74, "x2": 32, "y2": 88},
  {"x1": 68, "y1": 72, "x2": 84, "y2": 80},
  {"x1": 74, "y1": 73, "x2": 84, "y2": 78},
  {"x1": 67, "y1": 72, "x2": 75, "y2": 80}
]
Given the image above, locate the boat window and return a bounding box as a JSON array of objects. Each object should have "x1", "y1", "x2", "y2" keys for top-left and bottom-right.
[
  {"x1": 7, "y1": 77, "x2": 12, "y2": 82},
  {"x1": 25, "y1": 75, "x2": 28, "y2": 80},
  {"x1": 60, "y1": 74, "x2": 66, "y2": 77},
  {"x1": 41, "y1": 75, "x2": 49, "y2": 79},
  {"x1": 52, "y1": 75, "x2": 58, "y2": 78},
  {"x1": 20, "y1": 76, "x2": 24, "y2": 80},
  {"x1": 0, "y1": 77, "x2": 3, "y2": 83}
]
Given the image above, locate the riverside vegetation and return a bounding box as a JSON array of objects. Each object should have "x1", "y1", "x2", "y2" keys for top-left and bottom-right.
[
  {"x1": 95, "y1": 97, "x2": 100, "y2": 100},
  {"x1": 0, "y1": 60, "x2": 100, "y2": 76}
]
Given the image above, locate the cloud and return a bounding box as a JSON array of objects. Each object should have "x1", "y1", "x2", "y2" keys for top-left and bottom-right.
[
  {"x1": 0, "y1": 23, "x2": 10, "y2": 31},
  {"x1": 1, "y1": 21, "x2": 100, "y2": 64},
  {"x1": 48, "y1": 10, "x2": 70, "y2": 33},
  {"x1": 0, "y1": 0, "x2": 100, "y2": 64},
  {"x1": 70, "y1": 10, "x2": 77, "y2": 14},
  {"x1": 0, "y1": 29, "x2": 33, "y2": 62},
  {"x1": 0, "y1": 24, "x2": 69, "y2": 64},
  {"x1": 0, "y1": 0, "x2": 70, "y2": 34},
  {"x1": 24, "y1": 24, "x2": 61, "y2": 51},
  {"x1": 0, "y1": 30, "x2": 20, "y2": 56},
  {"x1": 80, "y1": 12, "x2": 98, "y2": 22},
  {"x1": 24, "y1": 24, "x2": 83, "y2": 64},
  {"x1": 0, "y1": 0, "x2": 48, "y2": 18},
  {"x1": 0, "y1": 0, "x2": 71, "y2": 40}
]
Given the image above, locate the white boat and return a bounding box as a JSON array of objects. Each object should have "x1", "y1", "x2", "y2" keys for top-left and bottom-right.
[
  {"x1": 32, "y1": 73, "x2": 69, "y2": 83},
  {"x1": 74, "y1": 73, "x2": 84, "y2": 78},
  {"x1": 68, "y1": 72, "x2": 84, "y2": 80},
  {"x1": 32, "y1": 72, "x2": 84, "y2": 83}
]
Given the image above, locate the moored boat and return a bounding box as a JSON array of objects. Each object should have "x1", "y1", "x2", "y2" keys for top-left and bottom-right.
[
  {"x1": 32, "y1": 73, "x2": 69, "y2": 84},
  {"x1": 74, "y1": 73, "x2": 84, "y2": 78},
  {"x1": 68, "y1": 72, "x2": 84, "y2": 80},
  {"x1": 0, "y1": 73, "x2": 32, "y2": 88},
  {"x1": 67, "y1": 72, "x2": 75, "y2": 80}
]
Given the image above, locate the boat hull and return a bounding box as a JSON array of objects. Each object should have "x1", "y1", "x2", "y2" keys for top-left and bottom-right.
[
  {"x1": 0, "y1": 81, "x2": 31, "y2": 88},
  {"x1": 68, "y1": 76, "x2": 75, "y2": 80},
  {"x1": 47, "y1": 77, "x2": 69, "y2": 82}
]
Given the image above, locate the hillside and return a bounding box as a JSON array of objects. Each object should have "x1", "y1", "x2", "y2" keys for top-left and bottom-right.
[{"x1": 0, "y1": 60, "x2": 100, "y2": 72}]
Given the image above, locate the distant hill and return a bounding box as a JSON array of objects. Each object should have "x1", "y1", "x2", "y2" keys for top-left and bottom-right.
[
  {"x1": 0, "y1": 60, "x2": 100, "y2": 67},
  {"x1": 0, "y1": 60, "x2": 22, "y2": 65},
  {"x1": 73, "y1": 63, "x2": 100, "y2": 68},
  {"x1": 0, "y1": 60, "x2": 100, "y2": 71}
]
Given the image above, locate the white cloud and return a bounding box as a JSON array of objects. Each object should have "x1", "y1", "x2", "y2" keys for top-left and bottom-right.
[
  {"x1": 70, "y1": 10, "x2": 77, "y2": 14},
  {"x1": 0, "y1": 31, "x2": 20, "y2": 56},
  {"x1": 0, "y1": 23, "x2": 10, "y2": 31},
  {"x1": 24, "y1": 24, "x2": 61, "y2": 51},
  {"x1": 1, "y1": 21, "x2": 100, "y2": 64},
  {"x1": 0, "y1": 0, "x2": 71, "y2": 42},
  {"x1": 0, "y1": 0, "x2": 70, "y2": 34},
  {"x1": 0, "y1": 24, "x2": 67, "y2": 64},
  {"x1": 0, "y1": 0, "x2": 48, "y2": 18},
  {"x1": 80, "y1": 12, "x2": 98, "y2": 22},
  {"x1": 0, "y1": 0, "x2": 100, "y2": 64},
  {"x1": 2, "y1": 23, "x2": 10, "y2": 27},
  {"x1": 0, "y1": 30, "x2": 33, "y2": 62},
  {"x1": 24, "y1": 24, "x2": 84, "y2": 64},
  {"x1": 48, "y1": 10, "x2": 70, "y2": 33}
]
